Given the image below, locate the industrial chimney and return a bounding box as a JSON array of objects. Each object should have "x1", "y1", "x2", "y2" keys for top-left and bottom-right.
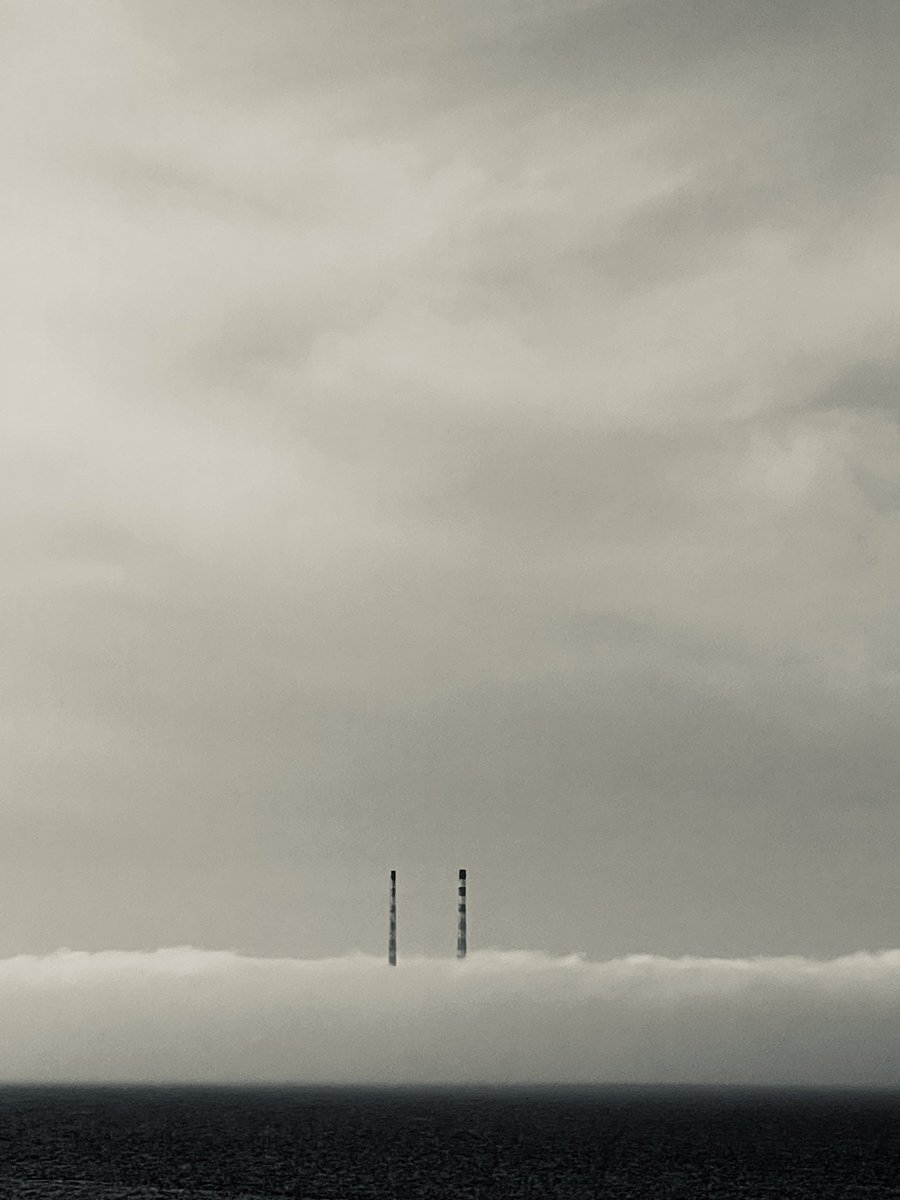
[
  {"x1": 388, "y1": 870, "x2": 397, "y2": 966},
  {"x1": 457, "y1": 868, "x2": 467, "y2": 959}
]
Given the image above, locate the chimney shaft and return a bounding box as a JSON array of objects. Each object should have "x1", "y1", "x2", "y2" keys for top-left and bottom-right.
[
  {"x1": 388, "y1": 870, "x2": 397, "y2": 966},
  {"x1": 457, "y1": 868, "x2": 467, "y2": 959}
]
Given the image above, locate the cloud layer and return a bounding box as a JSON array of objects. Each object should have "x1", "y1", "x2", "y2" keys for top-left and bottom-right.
[{"x1": 2, "y1": 948, "x2": 898, "y2": 1085}]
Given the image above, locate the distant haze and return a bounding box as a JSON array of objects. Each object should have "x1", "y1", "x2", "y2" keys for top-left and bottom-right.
[
  {"x1": 0, "y1": 949, "x2": 898, "y2": 1086},
  {"x1": 3, "y1": 0, "x2": 900, "y2": 974}
]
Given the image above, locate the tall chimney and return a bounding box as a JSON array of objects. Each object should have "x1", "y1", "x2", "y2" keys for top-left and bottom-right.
[
  {"x1": 457, "y1": 868, "x2": 467, "y2": 959},
  {"x1": 388, "y1": 870, "x2": 397, "y2": 966}
]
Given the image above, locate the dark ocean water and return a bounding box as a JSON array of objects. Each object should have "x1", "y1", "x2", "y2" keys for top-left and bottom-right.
[{"x1": 0, "y1": 1085, "x2": 897, "y2": 1199}]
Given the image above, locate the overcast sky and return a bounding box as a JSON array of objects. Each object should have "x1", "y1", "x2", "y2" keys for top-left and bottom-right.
[{"x1": 3, "y1": 1, "x2": 900, "y2": 964}]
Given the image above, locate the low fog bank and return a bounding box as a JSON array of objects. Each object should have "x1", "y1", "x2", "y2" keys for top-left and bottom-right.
[{"x1": 0, "y1": 949, "x2": 897, "y2": 1086}]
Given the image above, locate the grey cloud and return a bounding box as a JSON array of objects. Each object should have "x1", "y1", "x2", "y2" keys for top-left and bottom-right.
[
  {"x1": 810, "y1": 360, "x2": 900, "y2": 422},
  {"x1": 412, "y1": 424, "x2": 717, "y2": 540},
  {"x1": 130, "y1": 1, "x2": 899, "y2": 109}
]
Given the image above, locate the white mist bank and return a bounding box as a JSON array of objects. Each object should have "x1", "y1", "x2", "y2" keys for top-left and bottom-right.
[{"x1": 0, "y1": 949, "x2": 897, "y2": 1086}]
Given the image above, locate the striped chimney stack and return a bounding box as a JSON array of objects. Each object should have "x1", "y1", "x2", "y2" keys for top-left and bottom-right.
[
  {"x1": 388, "y1": 870, "x2": 397, "y2": 966},
  {"x1": 457, "y1": 868, "x2": 467, "y2": 960}
]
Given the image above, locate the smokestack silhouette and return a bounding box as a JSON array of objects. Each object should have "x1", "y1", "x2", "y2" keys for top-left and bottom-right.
[
  {"x1": 388, "y1": 870, "x2": 397, "y2": 966},
  {"x1": 457, "y1": 868, "x2": 467, "y2": 959}
]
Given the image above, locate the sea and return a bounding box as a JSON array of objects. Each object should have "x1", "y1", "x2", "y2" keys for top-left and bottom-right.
[{"x1": 0, "y1": 1084, "x2": 897, "y2": 1198}]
